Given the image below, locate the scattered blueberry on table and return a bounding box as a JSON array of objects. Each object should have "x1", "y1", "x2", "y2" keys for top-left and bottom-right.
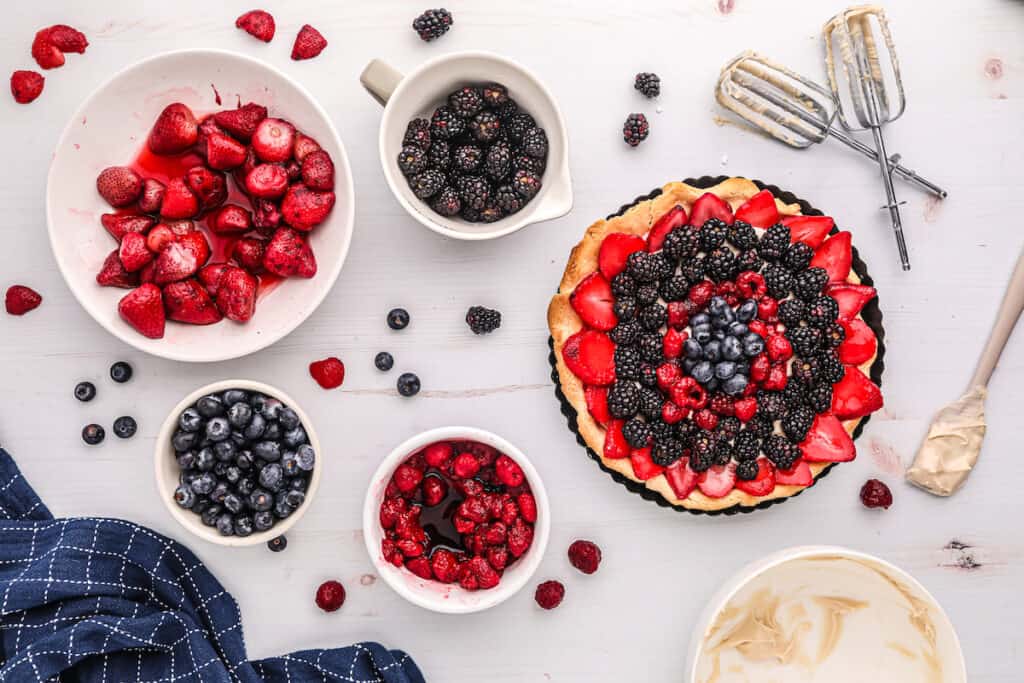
[
  {"x1": 387, "y1": 307, "x2": 410, "y2": 330},
  {"x1": 396, "y1": 372, "x2": 421, "y2": 397},
  {"x1": 82, "y1": 424, "x2": 105, "y2": 445},
  {"x1": 374, "y1": 351, "x2": 394, "y2": 371},
  {"x1": 267, "y1": 535, "x2": 288, "y2": 552},
  {"x1": 74, "y1": 381, "x2": 96, "y2": 402},
  {"x1": 113, "y1": 416, "x2": 137, "y2": 439},
  {"x1": 109, "y1": 361, "x2": 133, "y2": 383}
]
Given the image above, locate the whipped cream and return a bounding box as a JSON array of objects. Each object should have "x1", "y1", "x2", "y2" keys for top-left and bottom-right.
[{"x1": 696, "y1": 555, "x2": 944, "y2": 683}]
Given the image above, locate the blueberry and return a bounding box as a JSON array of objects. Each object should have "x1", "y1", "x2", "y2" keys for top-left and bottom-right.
[
  {"x1": 216, "y1": 513, "x2": 235, "y2": 536},
  {"x1": 259, "y1": 463, "x2": 285, "y2": 491},
  {"x1": 201, "y1": 504, "x2": 222, "y2": 527},
  {"x1": 74, "y1": 381, "x2": 96, "y2": 402},
  {"x1": 720, "y1": 307, "x2": 736, "y2": 324},
  {"x1": 693, "y1": 324, "x2": 712, "y2": 344},
  {"x1": 683, "y1": 358, "x2": 697, "y2": 374},
  {"x1": 387, "y1": 308, "x2": 410, "y2": 330},
  {"x1": 223, "y1": 493, "x2": 244, "y2": 514},
  {"x1": 273, "y1": 496, "x2": 294, "y2": 519},
  {"x1": 284, "y1": 489, "x2": 305, "y2": 509},
  {"x1": 281, "y1": 452, "x2": 300, "y2": 477},
  {"x1": 249, "y1": 489, "x2": 273, "y2": 512},
  {"x1": 711, "y1": 314, "x2": 728, "y2": 330},
  {"x1": 703, "y1": 340, "x2": 722, "y2": 362},
  {"x1": 397, "y1": 372, "x2": 421, "y2": 397},
  {"x1": 171, "y1": 429, "x2": 198, "y2": 452},
  {"x1": 180, "y1": 471, "x2": 199, "y2": 487},
  {"x1": 210, "y1": 482, "x2": 230, "y2": 503},
  {"x1": 205, "y1": 418, "x2": 230, "y2": 442},
  {"x1": 236, "y1": 476, "x2": 256, "y2": 497},
  {"x1": 109, "y1": 361, "x2": 133, "y2": 383},
  {"x1": 708, "y1": 297, "x2": 728, "y2": 315},
  {"x1": 235, "y1": 451, "x2": 253, "y2": 470},
  {"x1": 173, "y1": 485, "x2": 195, "y2": 509},
  {"x1": 295, "y1": 444, "x2": 315, "y2": 471},
  {"x1": 112, "y1": 416, "x2": 137, "y2": 439},
  {"x1": 234, "y1": 514, "x2": 254, "y2": 537},
  {"x1": 195, "y1": 448, "x2": 215, "y2": 472},
  {"x1": 375, "y1": 352, "x2": 395, "y2": 371},
  {"x1": 227, "y1": 402, "x2": 253, "y2": 429},
  {"x1": 722, "y1": 336, "x2": 743, "y2": 361},
  {"x1": 191, "y1": 472, "x2": 216, "y2": 495},
  {"x1": 262, "y1": 422, "x2": 282, "y2": 441},
  {"x1": 192, "y1": 497, "x2": 211, "y2": 516},
  {"x1": 214, "y1": 462, "x2": 229, "y2": 477},
  {"x1": 253, "y1": 441, "x2": 281, "y2": 462},
  {"x1": 742, "y1": 334, "x2": 765, "y2": 357},
  {"x1": 196, "y1": 395, "x2": 225, "y2": 417},
  {"x1": 706, "y1": 378, "x2": 720, "y2": 392},
  {"x1": 283, "y1": 426, "x2": 307, "y2": 448},
  {"x1": 244, "y1": 413, "x2": 267, "y2": 440},
  {"x1": 278, "y1": 407, "x2": 300, "y2": 430},
  {"x1": 289, "y1": 476, "x2": 309, "y2": 492},
  {"x1": 737, "y1": 299, "x2": 758, "y2": 323},
  {"x1": 722, "y1": 373, "x2": 749, "y2": 396},
  {"x1": 178, "y1": 408, "x2": 203, "y2": 432},
  {"x1": 691, "y1": 313, "x2": 711, "y2": 327},
  {"x1": 254, "y1": 511, "x2": 275, "y2": 532},
  {"x1": 81, "y1": 423, "x2": 106, "y2": 445},
  {"x1": 222, "y1": 389, "x2": 248, "y2": 406},
  {"x1": 224, "y1": 465, "x2": 242, "y2": 484},
  {"x1": 712, "y1": 329, "x2": 726, "y2": 341},
  {"x1": 267, "y1": 535, "x2": 287, "y2": 551},
  {"x1": 683, "y1": 338, "x2": 703, "y2": 360},
  {"x1": 249, "y1": 393, "x2": 268, "y2": 413},
  {"x1": 727, "y1": 322, "x2": 748, "y2": 338},
  {"x1": 177, "y1": 452, "x2": 196, "y2": 470},
  {"x1": 715, "y1": 361, "x2": 737, "y2": 379},
  {"x1": 260, "y1": 399, "x2": 283, "y2": 421},
  {"x1": 213, "y1": 441, "x2": 236, "y2": 462},
  {"x1": 691, "y1": 360, "x2": 714, "y2": 384}
]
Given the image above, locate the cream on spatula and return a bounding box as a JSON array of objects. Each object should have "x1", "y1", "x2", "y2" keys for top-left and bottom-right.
[{"x1": 908, "y1": 247, "x2": 1024, "y2": 495}]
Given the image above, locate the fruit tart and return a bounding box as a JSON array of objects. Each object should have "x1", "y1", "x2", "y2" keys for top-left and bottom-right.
[{"x1": 548, "y1": 177, "x2": 884, "y2": 513}]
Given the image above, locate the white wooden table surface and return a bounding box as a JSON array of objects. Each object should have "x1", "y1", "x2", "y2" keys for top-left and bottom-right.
[{"x1": 2, "y1": 1, "x2": 1022, "y2": 680}]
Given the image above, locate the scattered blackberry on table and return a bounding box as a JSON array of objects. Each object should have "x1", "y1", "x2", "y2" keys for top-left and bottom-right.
[
  {"x1": 113, "y1": 416, "x2": 137, "y2": 439},
  {"x1": 494, "y1": 185, "x2": 522, "y2": 213},
  {"x1": 387, "y1": 308, "x2": 410, "y2": 330},
  {"x1": 700, "y1": 219, "x2": 729, "y2": 250},
  {"x1": 375, "y1": 352, "x2": 394, "y2": 371},
  {"x1": 397, "y1": 145, "x2": 428, "y2": 177},
  {"x1": 521, "y1": 127, "x2": 548, "y2": 158},
  {"x1": 412, "y1": 8, "x2": 453, "y2": 42},
  {"x1": 485, "y1": 142, "x2": 512, "y2": 180},
  {"x1": 429, "y1": 105, "x2": 464, "y2": 139},
  {"x1": 110, "y1": 361, "x2": 133, "y2": 383},
  {"x1": 448, "y1": 86, "x2": 483, "y2": 118},
  {"x1": 622, "y1": 113, "x2": 649, "y2": 147},
  {"x1": 793, "y1": 267, "x2": 829, "y2": 301},
  {"x1": 736, "y1": 459, "x2": 759, "y2": 481},
  {"x1": 634, "y1": 72, "x2": 661, "y2": 98},
  {"x1": 622, "y1": 418, "x2": 651, "y2": 448},
  {"x1": 506, "y1": 112, "x2": 536, "y2": 141},
  {"x1": 806, "y1": 295, "x2": 840, "y2": 328},
  {"x1": 782, "y1": 405, "x2": 815, "y2": 442},
  {"x1": 757, "y1": 224, "x2": 791, "y2": 262},
  {"x1": 74, "y1": 381, "x2": 96, "y2": 402},
  {"x1": 457, "y1": 175, "x2": 490, "y2": 210},
  {"x1": 403, "y1": 118, "x2": 431, "y2": 148},
  {"x1": 608, "y1": 382, "x2": 640, "y2": 419},
  {"x1": 426, "y1": 139, "x2": 450, "y2": 170},
  {"x1": 783, "y1": 241, "x2": 815, "y2": 271},
  {"x1": 763, "y1": 263, "x2": 793, "y2": 299},
  {"x1": 465, "y1": 305, "x2": 502, "y2": 334},
  {"x1": 469, "y1": 111, "x2": 502, "y2": 142},
  {"x1": 82, "y1": 424, "x2": 105, "y2": 445},
  {"x1": 267, "y1": 535, "x2": 288, "y2": 552},
  {"x1": 397, "y1": 372, "x2": 421, "y2": 397},
  {"x1": 727, "y1": 221, "x2": 758, "y2": 250},
  {"x1": 409, "y1": 169, "x2": 445, "y2": 198},
  {"x1": 452, "y1": 145, "x2": 484, "y2": 173},
  {"x1": 778, "y1": 299, "x2": 807, "y2": 327},
  {"x1": 481, "y1": 82, "x2": 509, "y2": 107},
  {"x1": 430, "y1": 186, "x2": 461, "y2": 216}
]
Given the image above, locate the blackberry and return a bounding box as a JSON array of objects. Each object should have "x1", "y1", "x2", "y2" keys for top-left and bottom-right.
[
  {"x1": 663, "y1": 226, "x2": 700, "y2": 261},
  {"x1": 735, "y1": 249, "x2": 761, "y2": 273},
  {"x1": 634, "y1": 72, "x2": 661, "y2": 98},
  {"x1": 521, "y1": 127, "x2": 549, "y2": 158},
  {"x1": 409, "y1": 170, "x2": 445, "y2": 199},
  {"x1": 614, "y1": 345, "x2": 642, "y2": 380},
  {"x1": 681, "y1": 257, "x2": 706, "y2": 282},
  {"x1": 485, "y1": 142, "x2": 512, "y2": 180},
  {"x1": 763, "y1": 263, "x2": 793, "y2": 299},
  {"x1": 676, "y1": 421, "x2": 698, "y2": 447},
  {"x1": 626, "y1": 252, "x2": 661, "y2": 282},
  {"x1": 806, "y1": 295, "x2": 840, "y2": 328},
  {"x1": 649, "y1": 252, "x2": 674, "y2": 279},
  {"x1": 639, "y1": 303, "x2": 667, "y2": 331},
  {"x1": 638, "y1": 387, "x2": 662, "y2": 420},
  {"x1": 609, "y1": 320, "x2": 642, "y2": 346},
  {"x1": 764, "y1": 434, "x2": 791, "y2": 463},
  {"x1": 397, "y1": 145, "x2": 428, "y2": 176},
  {"x1": 429, "y1": 105, "x2": 464, "y2": 139},
  {"x1": 611, "y1": 273, "x2": 637, "y2": 297},
  {"x1": 806, "y1": 382, "x2": 833, "y2": 413},
  {"x1": 733, "y1": 431, "x2": 761, "y2": 461},
  {"x1": 767, "y1": 438, "x2": 800, "y2": 470},
  {"x1": 447, "y1": 86, "x2": 483, "y2": 118},
  {"x1": 623, "y1": 113, "x2": 649, "y2": 147},
  {"x1": 495, "y1": 99, "x2": 519, "y2": 121},
  {"x1": 403, "y1": 118, "x2": 431, "y2": 148},
  {"x1": 706, "y1": 247, "x2": 738, "y2": 282},
  {"x1": 622, "y1": 418, "x2": 651, "y2": 448},
  {"x1": 746, "y1": 415, "x2": 773, "y2": 439},
  {"x1": 481, "y1": 203, "x2": 504, "y2": 223},
  {"x1": 461, "y1": 206, "x2": 482, "y2": 223},
  {"x1": 787, "y1": 325, "x2": 822, "y2": 357},
  {"x1": 636, "y1": 284, "x2": 659, "y2": 305},
  {"x1": 469, "y1": 111, "x2": 501, "y2": 143},
  {"x1": 430, "y1": 186, "x2": 461, "y2": 217},
  {"x1": 426, "y1": 140, "x2": 450, "y2": 170},
  {"x1": 713, "y1": 437, "x2": 733, "y2": 466},
  {"x1": 791, "y1": 356, "x2": 816, "y2": 386},
  {"x1": 758, "y1": 224, "x2": 791, "y2": 262},
  {"x1": 781, "y1": 380, "x2": 809, "y2": 409},
  {"x1": 736, "y1": 459, "x2": 759, "y2": 481},
  {"x1": 782, "y1": 405, "x2": 815, "y2": 442},
  {"x1": 717, "y1": 416, "x2": 741, "y2": 439},
  {"x1": 638, "y1": 363, "x2": 658, "y2": 388},
  {"x1": 727, "y1": 221, "x2": 758, "y2": 250},
  {"x1": 815, "y1": 351, "x2": 846, "y2": 384},
  {"x1": 452, "y1": 145, "x2": 484, "y2": 173},
  {"x1": 465, "y1": 306, "x2": 501, "y2": 334},
  {"x1": 700, "y1": 218, "x2": 729, "y2": 251},
  {"x1": 782, "y1": 242, "x2": 815, "y2": 271},
  {"x1": 506, "y1": 112, "x2": 536, "y2": 141},
  {"x1": 613, "y1": 296, "x2": 637, "y2": 321},
  {"x1": 638, "y1": 333, "x2": 663, "y2": 363},
  {"x1": 651, "y1": 439, "x2": 683, "y2": 467},
  {"x1": 650, "y1": 421, "x2": 674, "y2": 444},
  {"x1": 608, "y1": 382, "x2": 640, "y2": 419},
  {"x1": 412, "y1": 8, "x2": 453, "y2": 41},
  {"x1": 757, "y1": 391, "x2": 786, "y2": 420},
  {"x1": 793, "y1": 267, "x2": 829, "y2": 301},
  {"x1": 689, "y1": 432, "x2": 716, "y2": 472},
  {"x1": 823, "y1": 321, "x2": 846, "y2": 348},
  {"x1": 456, "y1": 175, "x2": 490, "y2": 210},
  {"x1": 491, "y1": 184, "x2": 522, "y2": 214},
  {"x1": 481, "y1": 83, "x2": 509, "y2": 108},
  {"x1": 512, "y1": 152, "x2": 546, "y2": 175},
  {"x1": 778, "y1": 299, "x2": 807, "y2": 327},
  {"x1": 660, "y1": 275, "x2": 690, "y2": 302},
  {"x1": 511, "y1": 169, "x2": 542, "y2": 199}
]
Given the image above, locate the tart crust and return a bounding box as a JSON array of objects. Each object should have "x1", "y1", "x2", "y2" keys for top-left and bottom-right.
[{"x1": 548, "y1": 177, "x2": 878, "y2": 511}]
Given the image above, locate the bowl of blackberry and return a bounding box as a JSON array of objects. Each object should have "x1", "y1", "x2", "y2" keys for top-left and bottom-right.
[
  {"x1": 155, "y1": 380, "x2": 320, "y2": 546},
  {"x1": 361, "y1": 51, "x2": 572, "y2": 240}
]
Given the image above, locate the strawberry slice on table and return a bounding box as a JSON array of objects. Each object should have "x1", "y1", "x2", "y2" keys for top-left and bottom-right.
[
  {"x1": 665, "y1": 457, "x2": 699, "y2": 500},
  {"x1": 697, "y1": 462, "x2": 737, "y2": 498},
  {"x1": 687, "y1": 192, "x2": 733, "y2": 226},
  {"x1": 775, "y1": 460, "x2": 813, "y2": 486},
  {"x1": 734, "y1": 189, "x2": 779, "y2": 228},
  {"x1": 598, "y1": 232, "x2": 646, "y2": 280},
  {"x1": 570, "y1": 272, "x2": 617, "y2": 331},
  {"x1": 647, "y1": 205, "x2": 687, "y2": 252},
  {"x1": 584, "y1": 386, "x2": 611, "y2": 425},
  {"x1": 810, "y1": 231, "x2": 853, "y2": 282},
  {"x1": 162, "y1": 279, "x2": 222, "y2": 325},
  {"x1": 603, "y1": 420, "x2": 629, "y2": 459},
  {"x1": 831, "y1": 365, "x2": 884, "y2": 420},
  {"x1": 781, "y1": 215, "x2": 834, "y2": 249},
  {"x1": 800, "y1": 414, "x2": 856, "y2": 462},
  {"x1": 118, "y1": 283, "x2": 165, "y2": 339},
  {"x1": 562, "y1": 330, "x2": 616, "y2": 385},
  {"x1": 837, "y1": 318, "x2": 877, "y2": 365},
  {"x1": 826, "y1": 283, "x2": 877, "y2": 320},
  {"x1": 735, "y1": 458, "x2": 776, "y2": 496},
  {"x1": 629, "y1": 447, "x2": 665, "y2": 480}
]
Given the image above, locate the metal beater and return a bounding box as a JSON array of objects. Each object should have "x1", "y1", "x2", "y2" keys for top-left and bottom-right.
[
  {"x1": 716, "y1": 51, "x2": 946, "y2": 201},
  {"x1": 824, "y1": 5, "x2": 912, "y2": 270}
]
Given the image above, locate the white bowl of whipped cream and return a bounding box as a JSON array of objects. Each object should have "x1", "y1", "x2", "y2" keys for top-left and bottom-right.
[{"x1": 686, "y1": 546, "x2": 966, "y2": 683}]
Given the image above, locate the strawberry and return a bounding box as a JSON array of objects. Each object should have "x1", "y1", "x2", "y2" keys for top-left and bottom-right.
[
  {"x1": 584, "y1": 386, "x2": 611, "y2": 425},
  {"x1": 31, "y1": 31, "x2": 64, "y2": 70},
  {"x1": 697, "y1": 462, "x2": 737, "y2": 498},
  {"x1": 831, "y1": 366, "x2": 883, "y2": 419},
  {"x1": 598, "y1": 232, "x2": 646, "y2": 280},
  {"x1": 235, "y1": 9, "x2": 276, "y2": 42},
  {"x1": 5, "y1": 285, "x2": 42, "y2": 315},
  {"x1": 570, "y1": 272, "x2": 617, "y2": 331},
  {"x1": 291, "y1": 24, "x2": 328, "y2": 61},
  {"x1": 245, "y1": 163, "x2": 289, "y2": 199},
  {"x1": 96, "y1": 249, "x2": 139, "y2": 289},
  {"x1": 280, "y1": 183, "x2": 335, "y2": 230},
  {"x1": 629, "y1": 447, "x2": 664, "y2": 480},
  {"x1": 687, "y1": 192, "x2": 733, "y2": 226},
  {"x1": 214, "y1": 103, "x2": 268, "y2": 142},
  {"x1": 153, "y1": 237, "x2": 204, "y2": 285},
  {"x1": 198, "y1": 263, "x2": 229, "y2": 295},
  {"x1": 663, "y1": 327, "x2": 686, "y2": 359},
  {"x1": 96, "y1": 166, "x2": 142, "y2": 208},
  {"x1": 118, "y1": 232, "x2": 153, "y2": 272},
  {"x1": 10, "y1": 70, "x2": 44, "y2": 104},
  {"x1": 561, "y1": 329, "x2": 616, "y2": 385},
  {"x1": 178, "y1": 231, "x2": 211, "y2": 268},
  {"x1": 138, "y1": 178, "x2": 165, "y2": 214},
  {"x1": 231, "y1": 237, "x2": 266, "y2": 274},
  {"x1": 215, "y1": 267, "x2": 258, "y2": 322},
  {"x1": 101, "y1": 214, "x2": 153, "y2": 242},
  {"x1": 205, "y1": 132, "x2": 248, "y2": 171},
  {"x1": 733, "y1": 189, "x2": 779, "y2": 228},
  {"x1": 800, "y1": 414, "x2": 856, "y2": 462},
  {"x1": 44, "y1": 25, "x2": 88, "y2": 53},
  {"x1": 603, "y1": 420, "x2": 629, "y2": 459},
  {"x1": 147, "y1": 103, "x2": 198, "y2": 156},
  {"x1": 826, "y1": 283, "x2": 877, "y2": 320},
  {"x1": 207, "y1": 205, "x2": 250, "y2": 235},
  {"x1": 138, "y1": 261, "x2": 156, "y2": 285},
  {"x1": 647, "y1": 205, "x2": 687, "y2": 252},
  {"x1": 781, "y1": 215, "x2": 834, "y2": 248},
  {"x1": 262, "y1": 227, "x2": 317, "y2": 278},
  {"x1": 301, "y1": 150, "x2": 335, "y2": 191},
  {"x1": 665, "y1": 457, "x2": 699, "y2": 499},
  {"x1": 160, "y1": 178, "x2": 199, "y2": 219},
  {"x1": 837, "y1": 318, "x2": 877, "y2": 365},
  {"x1": 117, "y1": 283, "x2": 165, "y2": 339},
  {"x1": 162, "y1": 279, "x2": 222, "y2": 325},
  {"x1": 309, "y1": 357, "x2": 346, "y2": 389},
  {"x1": 195, "y1": 116, "x2": 222, "y2": 151},
  {"x1": 252, "y1": 198, "x2": 282, "y2": 234},
  {"x1": 735, "y1": 458, "x2": 776, "y2": 496},
  {"x1": 184, "y1": 166, "x2": 227, "y2": 211},
  {"x1": 252, "y1": 117, "x2": 295, "y2": 162},
  {"x1": 775, "y1": 460, "x2": 813, "y2": 486},
  {"x1": 810, "y1": 231, "x2": 853, "y2": 282},
  {"x1": 292, "y1": 133, "x2": 322, "y2": 162},
  {"x1": 733, "y1": 397, "x2": 758, "y2": 422}
]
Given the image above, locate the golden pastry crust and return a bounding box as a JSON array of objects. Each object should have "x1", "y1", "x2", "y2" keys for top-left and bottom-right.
[{"x1": 548, "y1": 178, "x2": 877, "y2": 511}]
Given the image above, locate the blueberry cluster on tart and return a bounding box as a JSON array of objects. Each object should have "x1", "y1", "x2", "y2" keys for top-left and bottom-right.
[{"x1": 548, "y1": 178, "x2": 884, "y2": 512}]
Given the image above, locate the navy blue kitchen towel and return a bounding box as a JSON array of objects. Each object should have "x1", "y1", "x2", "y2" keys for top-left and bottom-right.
[{"x1": 0, "y1": 447, "x2": 425, "y2": 682}]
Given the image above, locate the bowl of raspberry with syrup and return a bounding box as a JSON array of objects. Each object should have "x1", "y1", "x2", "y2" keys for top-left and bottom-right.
[
  {"x1": 46, "y1": 49, "x2": 354, "y2": 362},
  {"x1": 363, "y1": 427, "x2": 550, "y2": 613}
]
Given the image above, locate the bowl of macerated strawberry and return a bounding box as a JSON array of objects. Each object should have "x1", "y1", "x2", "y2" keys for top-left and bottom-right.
[{"x1": 46, "y1": 49, "x2": 354, "y2": 362}]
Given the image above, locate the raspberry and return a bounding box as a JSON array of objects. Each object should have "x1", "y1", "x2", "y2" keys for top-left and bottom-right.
[
  {"x1": 494, "y1": 455, "x2": 525, "y2": 487},
  {"x1": 423, "y1": 442, "x2": 453, "y2": 468},
  {"x1": 315, "y1": 580, "x2": 346, "y2": 612},
  {"x1": 431, "y1": 549, "x2": 460, "y2": 583},
  {"x1": 568, "y1": 540, "x2": 602, "y2": 575},
  {"x1": 452, "y1": 452, "x2": 481, "y2": 478},
  {"x1": 422, "y1": 475, "x2": 447, "y2": 506},
  {"x1": 860, "y1": 479, "x2": 893, "y2": 509},
  {"x1": 694, "y1": 409, "x2": 718, "y2": 431},
  {"x1": 688, "y1": 281, "x2": 715, "y2": 307},
  {"x1": 534, "y1": 580, "x2": 565, "y2": 610}
]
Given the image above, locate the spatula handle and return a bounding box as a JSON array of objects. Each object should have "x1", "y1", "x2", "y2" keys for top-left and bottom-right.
[{"x1": 970, "y1": 246, "x2": 1024, "y2": 388}]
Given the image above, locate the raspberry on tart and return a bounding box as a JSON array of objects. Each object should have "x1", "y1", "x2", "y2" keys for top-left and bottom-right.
[{"x1": 548, "y1": 178, "x2": 884, "y2": 512}]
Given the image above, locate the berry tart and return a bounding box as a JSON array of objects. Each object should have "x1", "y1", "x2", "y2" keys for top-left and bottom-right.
[{"x1": 548, "y1": 177, "x2": 884, "y2": 513}]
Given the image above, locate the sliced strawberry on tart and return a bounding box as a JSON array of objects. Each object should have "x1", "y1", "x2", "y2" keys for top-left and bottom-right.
[{"x1": 548, "y1": 178, "x2": 884, "y2": 512}]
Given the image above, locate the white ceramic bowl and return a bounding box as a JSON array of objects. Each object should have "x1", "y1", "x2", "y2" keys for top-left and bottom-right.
[
  {"x1": 155, "y1": 379, "x2": 322, "y2": 546},
  {"x1": 47, "y1": 49, "x2": 355, "y2": 362},
  {"x1": 685, "y1": 545, "x2": 967, "y2": 682},
  {"x1": 363, "y1": 426, "x2": 550, "y2": 613},
  {"x1": 360, "y1": 51, "x2": 572, "y2": 241}
]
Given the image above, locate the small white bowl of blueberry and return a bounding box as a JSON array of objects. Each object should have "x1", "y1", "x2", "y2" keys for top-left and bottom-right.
[{"x1": 155, "y1": 379, "x2": 320, "y2": 546}]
